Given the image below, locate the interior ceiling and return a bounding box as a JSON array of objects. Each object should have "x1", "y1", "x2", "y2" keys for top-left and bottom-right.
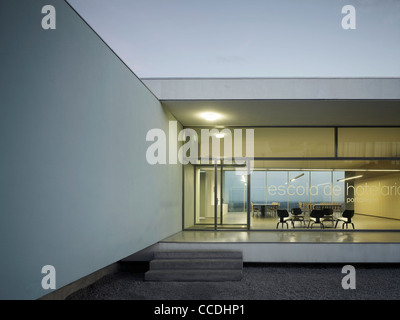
[{"x1": 161, "y1": 100, "x2": 400, "y2": 127}]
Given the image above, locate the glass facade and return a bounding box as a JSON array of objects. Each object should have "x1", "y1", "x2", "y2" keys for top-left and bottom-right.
[
  {"x1": 183, "y1": 127, "x2": 400, "y2": 231},
  {"x1": 338, "y1": 128, "x2": 400, "y2": 157},
  {"x1": 248, "y1": 168, "x2": 348, "y2": 229}
]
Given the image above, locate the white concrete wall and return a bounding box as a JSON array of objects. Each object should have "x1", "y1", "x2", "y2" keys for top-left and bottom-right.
[{"x1": 0, "y1": 0, "x2": 182, "y2": 299}]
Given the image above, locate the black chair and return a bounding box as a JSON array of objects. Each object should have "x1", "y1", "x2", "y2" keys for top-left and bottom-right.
[
  {"x1": 321, "y1": 208, "x2": 335, "y2": 227},
  {"x1": 335, "y1": 210, "x2": 355, "y2": 229},
  {"x1": 290, "y1": 208, "x2": 305, "y2": 228},
  {"x1": 308, "y1": 210, "x2": 325, "y2": 229},
  {"x1": 276, "y1": 209, "x2": 290, "y2": 229}
]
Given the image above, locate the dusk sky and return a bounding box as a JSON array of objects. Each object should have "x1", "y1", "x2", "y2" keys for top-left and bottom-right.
[{"x1": 67, "y1": 0, "x2": 400, "y2": 78}]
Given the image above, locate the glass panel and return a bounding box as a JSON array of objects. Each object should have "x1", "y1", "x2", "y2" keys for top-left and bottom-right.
[
  {"x1": 183, "y1": 164, "x2": 216, "y2": 230},
  {"x1": 310, "y1": 171, "x2": 332, "y2": 205},
  {"x1": 253, "y1": 128, "x2": 335, "y2": 157},
  {"x1": 351, "y1": 171, "x2": 400, "y2": 225},
  {"x1": 332, "y1": 171, "x2": 345, "y2": 213},
  {"x1": 309, "y1": 171, "x2": 334, "y2": 228},
  {"x1": 196, "y1": 166, "x2": 216, "y2": 229},
  {"x1": 253, "y1": 159, "x2": 400, "y2": 171},
  {"x1": 185, "y1": 160, "x2": 400, "y2": 231},
  {"x1": 194, "y1": 127, "x2": 335, "y2": 159},
  {"x1": 288, "y1": 171, "x2": 310, "y2": 212},
  {"x1": 338, "y1": 128, "x2": 400, "y2": 157},
  {"x1": 250, "y1": 171, "x2": 267, "y2": 204},
  {"x1": 248, "y1": 160, "x2": 400, "y2": 230},
  {"x1": 287, "y1": 171, "x2": 310, "y2": 229},
  {"x1": 220, "y1": 166, "x2": 248, "y2": 230},
  {"x1": 250, "y1": 170, "x2": 270, "y2": 229},
  {"x1": 267, "y1": 171, "x2": 288, "y2": 211},
  {"x1": 188, "y1": 127, "x2": 400, "y2": 160}
]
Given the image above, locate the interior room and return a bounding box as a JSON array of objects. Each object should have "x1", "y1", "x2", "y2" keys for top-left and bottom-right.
[{"x1": 183, "y1": 127, "x2": 400, "y2": 231}]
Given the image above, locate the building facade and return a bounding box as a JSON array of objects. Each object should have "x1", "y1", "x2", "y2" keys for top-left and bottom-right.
[{"x1": 1, "y1": 0, "x2": 399, "y2": 300}]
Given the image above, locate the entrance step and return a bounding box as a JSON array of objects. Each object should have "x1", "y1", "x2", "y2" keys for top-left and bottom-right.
[
  {"x1": 154, "y1": 250, "x2": 243, "y2": 260},
  {"x1": 150, "y1": 258, "x2": 243, "y2": 270},
  {"x1": 145, "y1": 250, "x2": 243, "y2": 281}
]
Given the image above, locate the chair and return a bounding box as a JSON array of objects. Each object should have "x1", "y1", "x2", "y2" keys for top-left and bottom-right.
[
  {"x1": 321, "y1": 208, "x2": 335, "y2": 227},
  {"x1": 290, "y1": 208, "x2": 306, "y2": 228},
  {"x1": 276, "y1": 209, "x2": 290, "y2": 229},
  {"x1": 251, "y1": 202, "x2": 260, "y2": 217},
  {"x1": 335, "y1": 210, "x2": 355, "y2": 229},
  {"x1": 308, "y1": 210, "x2": 325, "y2": 229}
]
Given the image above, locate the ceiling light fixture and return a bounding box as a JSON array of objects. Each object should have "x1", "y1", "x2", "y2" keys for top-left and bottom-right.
[
  {"x1": 290, "y1": 173, "x2": 304, "y2": 182},
  {"x1": 337, "y1": 175, "x2": 363, "y2": 182},
  {"x1": 202, "y1": 112, "x2": 220, "y2": 121},
  {"x1": 215, "y1": 133, "x2": 225, "y2": 138}
]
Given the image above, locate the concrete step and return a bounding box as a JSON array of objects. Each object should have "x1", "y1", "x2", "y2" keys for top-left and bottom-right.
[
  {"x1": 145, "y1": 250, "x2": 243, "y2": 281},
  {"x1": 150, "y1": 258, "x2": 242, "y2": 270},
  {"x1": 144, "y1": 269, "x2": 243, "y2": 281},
  {"x1": 153, "y1": 250, "x2": 242, "y2": 260}
]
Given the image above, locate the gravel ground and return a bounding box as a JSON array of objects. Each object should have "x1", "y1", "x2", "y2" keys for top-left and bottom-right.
[{"x1": 66, "y1": 263, "x2": 400, "y2": 300}]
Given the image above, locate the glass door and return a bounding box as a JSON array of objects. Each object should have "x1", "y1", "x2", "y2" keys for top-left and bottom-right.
[
  {"x1": 186, "y1": 161, "x2": 249, "y2": 230},
  {"x1": 193, "y1": 165, "x2": 216, "y2": 230},
  {"x1": 216, "y1": 161, "x2": 248, "y2": 230}
]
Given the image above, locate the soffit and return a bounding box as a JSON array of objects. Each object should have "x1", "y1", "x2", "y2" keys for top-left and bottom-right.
[
  {"x1": 161, "y1": 99, "x2": 400, "y2": 126},
  {"x1": 142, "y1": 78, "x2": 400, "y2": 126}
]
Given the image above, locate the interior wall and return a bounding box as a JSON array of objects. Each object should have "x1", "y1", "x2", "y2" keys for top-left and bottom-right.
[
  {"x1": 354, "y1": 173, "x2": 400, "y2": 220},
  {"x1": 192, "y1": 127, "x2": 335, "y2": 159},
  {"x1": 0, "y1": 0, "x2": 182, "y2": 299},
  {"x1": 184, "y1": 164, "x2": 195, "y2": 228},
  {"x1": 199, "y1": 172, "x2": 206, "y2": 219},
  {"x1": 338, "y1": 128, "x2": 400, "y2": 157}
]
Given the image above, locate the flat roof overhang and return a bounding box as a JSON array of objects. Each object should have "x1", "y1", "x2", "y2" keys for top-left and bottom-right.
[{"x1": 142, "y1": 78, "x2": 400, "y2": 127}]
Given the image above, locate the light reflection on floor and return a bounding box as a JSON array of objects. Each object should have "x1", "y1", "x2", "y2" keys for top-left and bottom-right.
[{"x1": 162, "y1": 230, "x2": 400, "y2": 243}]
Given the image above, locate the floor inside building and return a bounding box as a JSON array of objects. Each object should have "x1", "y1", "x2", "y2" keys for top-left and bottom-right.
[
  {"x1": 186, "y1": 211, "x2": 400, "y2": 231},
  {"x1": 162, "y1": 230, "x2": 400, "y2": 244}
]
